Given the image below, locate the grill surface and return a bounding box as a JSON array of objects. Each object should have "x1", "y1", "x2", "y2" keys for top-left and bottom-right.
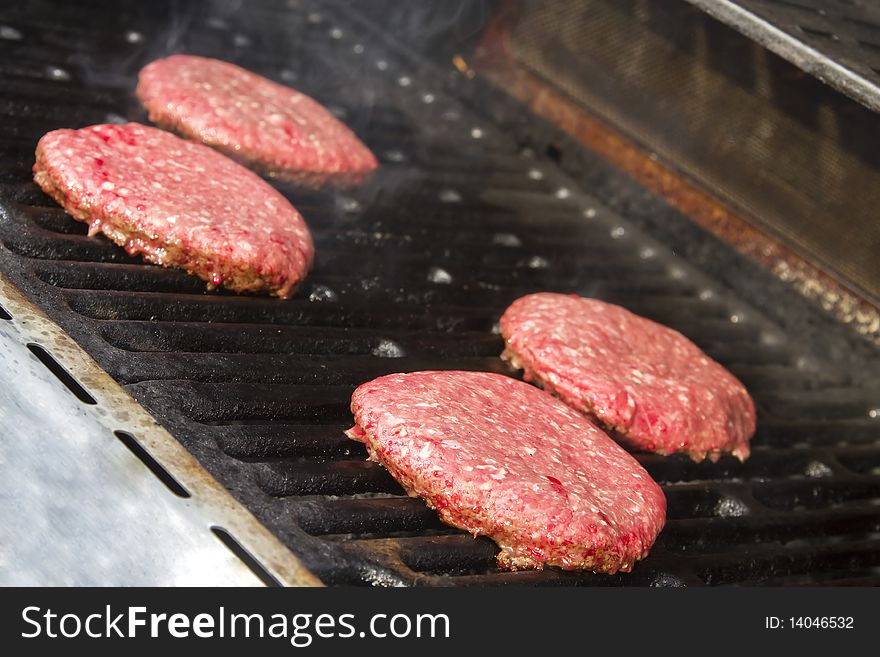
[{"x1": 1, "y1": 0, "x2": 879, "y2": 585}]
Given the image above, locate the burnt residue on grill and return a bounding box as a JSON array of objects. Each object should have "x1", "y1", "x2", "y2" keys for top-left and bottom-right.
[{"x1": 1, "y1": 0, "x2": 879, "y2": 585}]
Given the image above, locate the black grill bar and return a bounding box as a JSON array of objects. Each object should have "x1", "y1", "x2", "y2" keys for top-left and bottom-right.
[{"x1": 0, "y1": 0, "x2": 879, "y2": 585}]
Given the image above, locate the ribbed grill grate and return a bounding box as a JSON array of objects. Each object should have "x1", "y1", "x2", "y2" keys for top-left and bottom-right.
[{"x1": 0, "y1": 0, "x2": 878, "y2": 585}]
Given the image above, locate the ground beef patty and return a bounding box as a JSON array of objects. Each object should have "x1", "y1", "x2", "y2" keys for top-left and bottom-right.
[
  {"x1": 347, "y1": 371, "x2": 666, "y2": 572},
  {"x1": 33, "y1": 123, "x2": 313, "y2": 298},
  {"x1": 500, "y1": 293, "x2": 756, "y2": 462},
  {"x1": 137, "y1": 55, "x2": 378, "y2": 187}
]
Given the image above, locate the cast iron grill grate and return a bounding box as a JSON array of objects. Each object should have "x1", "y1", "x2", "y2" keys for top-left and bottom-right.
[{"x1": 0, "y1": 0, "x2": 879, "y2": 585}]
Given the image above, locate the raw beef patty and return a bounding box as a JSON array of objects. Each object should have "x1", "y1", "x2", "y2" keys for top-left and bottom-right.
[
  {"x1": 347, "y1": 371, "x2": 666, "y2": 573},
  {"x1": 33, "y1": 123, "x2": 313, "y2": 298},
  {"x1": 137, "y1": 55, "x2": 378, "y2": 187},
  {"x1": 500, "y1": 293, "x2": 756, "y2": 462}
]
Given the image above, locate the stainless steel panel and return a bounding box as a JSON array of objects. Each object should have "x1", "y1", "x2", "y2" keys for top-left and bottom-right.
[{"x1": 0, "y1": 273, "x2": 321, "y2": 586}]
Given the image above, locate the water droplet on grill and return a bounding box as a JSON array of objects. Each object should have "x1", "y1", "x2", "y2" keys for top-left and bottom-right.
[
  {"x1": 280, "y1": 68, "x2": 298, "y2": 82},
  {"x1": 729, "y1": 314, "x2": 741, "y2": 324},
  {"x1": 804, "y1": 460, "x2": 833, "y2": 478},
  {"x1": 610, "y1": 226, "x2": 625, "y2": 239},
  {"x1": 46, "y1": 66, "x2": 70, "y2": 81},
  {"x1": 527, "y1": 168, "x2": 543, "y2": 180},
  {"x1": 760, "y1": 331, "x2": 780, "y2": 346},
  {"x1": 470, "y1": 127, "x2": 484, "y2": 139},
  {"x1": 554, "y1": 187, "x2": 570, "y2": 199},
  {"x1": 338, "y1": 196, "x2": 361, "y2": 213},
  {"x1": 125, "y1": 30, "x2": 143, "y2": 43},
  {"x1": 352, "y1": 43, "x2": 364, "y2": 54},
  {"x1": 309, "y1": 285, "x2": 337, "y2": 302},
  {"x1": 492, "y1": 232, "x2": 522, "y2": 247},
  {"x1": 869, "y1": 408, "x2": 880, "y2": 419},
  {"x1": 372, "y1": 339, "x2": 405, "y2": 358},
  {"x1": 427, "y1": 267, "x2": 452, "y2": 284},
  {"x1": 639, "y1": 247, "x2": 655, "y2": 259},
  {"x1": 105, "y1": 113, "x2": 127, "y2": 125},
  {"x1": 206, "y1": 17, "x2": 228, "y2": 30},
  {"x1": 715, "y1": 496, "x2": 748, "y2": 517},
  {"x1": 491, "y1": 321, "x2": 501, "y2": 335},
  {"x1": 668, "y1": 266, "x2": 685, "y2": 279},
  {"x1": 384, "y1": 149, "x2": 405, "y2": 163},
  {"x1": 583, "y1": 207, "x2": 597, "y2": 218},
  {"x1": 398, "y1": 76, "x2": 411, "y2": 87},
  {"x1": 0, "y1": 25, "x2": 23, "y2": 40},
  {"x1": 233, "y1": 33, "x2": 251, "y2": 47},
  {"x1": 329, "y1": 27, "x2": 343, "y2": 39},
  {"x1": 307, "y1": 12, "x2": 323, "y2": 24},
  {"x1": 438, "y1": 189, "x2": 461, "y2": 203},
  {"x1": 375, "y1": 59, "x2": 388, "y2": 71},
  {"x1": 698, "y1": 289, "x2": 714, "y2": 301},
  {"x1": 526, "y1": 256, "x2": 549, "y2": 269},
  {"x1": 421, "y1": 93, "x2": 435, "y2": 104},
  {"x1": 442, "y1": 109, "x2": 460, "y2": 121}
]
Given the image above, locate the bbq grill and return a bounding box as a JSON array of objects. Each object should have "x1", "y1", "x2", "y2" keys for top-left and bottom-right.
[{"x1": 1, "y1": 0, "x2": 879, "y2": 586}]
